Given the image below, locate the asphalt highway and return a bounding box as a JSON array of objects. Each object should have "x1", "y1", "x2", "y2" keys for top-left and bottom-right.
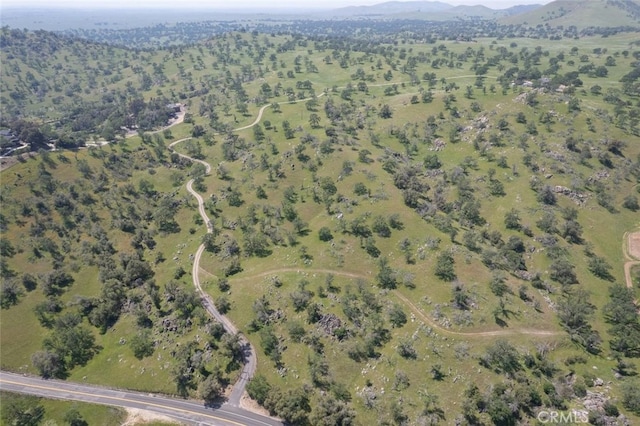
[{"x1": 0, "y1": 371, "x2": 283, "y2": 426}]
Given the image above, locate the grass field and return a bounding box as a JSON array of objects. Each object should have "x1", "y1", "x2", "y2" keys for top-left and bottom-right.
[{"x1": 0, "y1": 391, "x2": 126, "y2": 425}]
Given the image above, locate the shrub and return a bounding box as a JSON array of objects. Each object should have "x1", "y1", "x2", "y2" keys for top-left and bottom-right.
[
  {"x1": 247, "y1": 375, "x2": 271, "y2": 405},
  {"x1": 318, "y1": 226, "x2": 333, "y2": 242}
]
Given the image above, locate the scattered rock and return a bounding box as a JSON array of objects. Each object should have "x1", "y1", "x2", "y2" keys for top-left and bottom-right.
[
  {"x1": 161, "y1": 318, "x2": 179, "y2": 332},
  {"x1": 317, "y1": 313, "x2": 343, "y2": 337},
  {"x1": 552, "y1": 185, "x2": 588, "y2": 205},
  {"x1": 431, "y1": 138, "x2": 446, "y2": 151},
  {"x1": 268, "y1": 309, "x2": 285, "y2": 323},
  {"x1": 514, "y1": 270, "x2": 536, "y2": 281},
  {"x1": 582, "y1": 389, "x2": 606, "y2": 411}
]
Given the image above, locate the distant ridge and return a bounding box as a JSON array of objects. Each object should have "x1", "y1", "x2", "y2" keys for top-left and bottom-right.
[
  {"x1": 329, "y1": 1, "x2": 454, "y2": 16},
  {"x1": 504, "y1": 4, "x2": 542, "y2": 16},
  {"x1": 321, "y1": 1, "x2": 543, "y2": 20},
  {"x1": 499, "y1": 0, "x2": 640, "y2": 28}
]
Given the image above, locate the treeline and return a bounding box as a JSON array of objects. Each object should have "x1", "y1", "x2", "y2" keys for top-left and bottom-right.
[
  {"x1": 57, "y1": 18, "x2": 640, "y2": 50},
  {"x1": 3, "y1": 97, "x2": 177, "y2": 151}
]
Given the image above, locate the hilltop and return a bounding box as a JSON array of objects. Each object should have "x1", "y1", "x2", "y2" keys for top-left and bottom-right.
[{"x1": 500, "y1": 0, "x2": 640, "y2": 28}]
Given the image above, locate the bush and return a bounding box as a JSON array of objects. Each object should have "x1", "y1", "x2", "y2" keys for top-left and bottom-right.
[
  {"x1": 214, "y1": 296, "x2": 231, "y2": 314},
  {"x1": 388, "y1": 304, "x2": 407, "y2": 328},
  {"x1": 489, "y1": 274, "x2": 509, "y2": 297},
  {"x1": 424, "y1": 154, "x2": 441, "y2": 170},
  {"x1": 622, "y1": 195, "x2": 639, "y2": 211},
  {"x1": 573, "y1": 378, "x2": 587, "y2": 397},
  {"x1": 622, "y1": 380, "x2": 640, "y2": 414},
  {"x1": 537, "y1": 185, "x2": 557, "y2": 205},
  {"x1": 174, "y1": 266, "x2": 186, "y2": 279},
  {"x1": 198, "y1": 371, "x2": 224, "y2": 404},
  {"x1": 217, "y1": 278, "x2": 230, "y2": 292},
  {"x1": 129, "y1": 330, "x2": 154, "y2": 360},
  {"x1": 603, "y1": 401, "x2": 619, "y2": 417},
  {"x1": 32, "y1": 350, "x2": 66, "y2": 378},
  {"x1": 549, "y1": 258, "x2": 578, "y2": 286},
  {"x1": 480, "y1": 339, "x2": 521, "y2": 375},
  {"x1": 0, "y1": 280, "x2": 23, "y2": 309},
  {"x1": 397, "y1": 339, "x2": 417, "y2": 359},
  {"x1": 353, "y1": 182, "x2": 369, "y2": 196},
  {"x1": 318, "y1": 226, "x2": 333, "y2": 242},
  {"x1": 247, "y1": 374, "x2": 272, "y2": 405},
  {"x1": 587, "y1": 256, "x2": 613, "y2": 281},
  {"x1": 287, "y1": 321, "x2": 306, "y2": 342},
  {"x1": 22, "y1": 273, "x2": 38, "y2": 292},
  {"x1": 434, "y1": 251, "x2": 456, "y2": 281},
  {"x1": 264, "y1": 387, "x2": 311, "y2": 424}
]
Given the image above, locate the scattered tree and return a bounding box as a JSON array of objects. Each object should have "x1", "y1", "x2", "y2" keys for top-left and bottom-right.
[{"x1": 434, "y1": 250, "x2": 456, "y2": 281}]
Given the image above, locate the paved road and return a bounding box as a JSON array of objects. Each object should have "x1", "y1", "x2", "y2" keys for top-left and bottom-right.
[{"x1": 0, "y1": 372, "x2": 282, "y2": 426}]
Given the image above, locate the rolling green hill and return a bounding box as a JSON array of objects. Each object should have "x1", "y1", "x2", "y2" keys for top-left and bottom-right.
[
  {"x1": 500, "y1": 0, "x2": 640, "y2": 28},
  {"x1": 2, "y1": 25, "x2": 640, "y2": 425}
]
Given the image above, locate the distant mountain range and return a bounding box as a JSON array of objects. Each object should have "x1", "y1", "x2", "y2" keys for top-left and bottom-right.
[
  {"x1": 322, "y1": 1, "x2": 542, "y2": 19},
  {"x1": 1, "y1": 0, "x2": 638, "y2": 31},
  {"x1": 320, "y1": 0, "x2": 640, "y2": 28}
]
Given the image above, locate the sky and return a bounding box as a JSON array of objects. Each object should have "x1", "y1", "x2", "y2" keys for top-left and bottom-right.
[{"x1": 1, "y1": 0, "x2": 552, "y2": 11}]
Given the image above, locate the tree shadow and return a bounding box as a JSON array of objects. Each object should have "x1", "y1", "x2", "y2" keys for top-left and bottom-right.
[
  {"x1": 204, "y1": 397, "x2": 227, "y2": 409},
  {"x1": 494, "y1": 316, "x2": 508, "y2": 328}
]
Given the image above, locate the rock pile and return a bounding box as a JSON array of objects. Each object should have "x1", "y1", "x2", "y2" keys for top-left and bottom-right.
[{"x1": 317, "y1": 313, "x2": 342, "y2": 337}]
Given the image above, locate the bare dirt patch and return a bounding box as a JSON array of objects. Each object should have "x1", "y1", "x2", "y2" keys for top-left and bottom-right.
[
  {"x1": 239, "y1": 392, "x2": 274, "y2": 418},
  {"x1": 121, "y1": 408, "x2": 179, "y2": 425},
  {"x1": 628, "y1": 232, "x2": 640, "y2": 260},
  {"x1": 0, "y1": 156, "x2": 19, "y2": 172}
]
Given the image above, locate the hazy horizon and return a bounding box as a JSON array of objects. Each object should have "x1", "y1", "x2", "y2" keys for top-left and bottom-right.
[{"x1": 1, "y1": 0, "x2": 552, "y2": 12}]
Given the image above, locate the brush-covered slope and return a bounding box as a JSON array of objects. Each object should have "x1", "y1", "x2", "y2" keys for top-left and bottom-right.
[
  {"x1": 501, "y1": 0, "x2": 640, "y2": 28},
  {"x1": 0, "y1": 27, "x2": 182, "y2": 148},
  {"x1": 2, "y1": 27, "x2": 640, "y2": 425}
]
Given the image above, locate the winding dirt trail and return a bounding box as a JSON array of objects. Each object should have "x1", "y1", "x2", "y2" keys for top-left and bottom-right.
[
  {"x1": 393, "y1": 291, "x2": 560, "y2": 338},
  {"x1": 233, "y1": 93, "x2": 326, "y2": 133},
  {"x1": 166, "y1": 93, "x2": 337, "y2": 408},
  {"x1": 168, "y1": 137, "x2": 256, "y2": 409},
  {"x1": 225, "y1": 267, "x2": 561, "y2": 338},
  {"x1": 623, "y1": 231, "x2": 640, "y2": 289}
]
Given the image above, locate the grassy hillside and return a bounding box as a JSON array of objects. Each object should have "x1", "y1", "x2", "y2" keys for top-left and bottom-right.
[
  {"x1": 0, "y1": 392, "x2": 127, "y2": 426},
  {"x1": 500, "y1": 0, "x2": 640, "y2": 29},
  {"x1": 2, "y1": 27, "x2": 640, "y2": 424}
]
